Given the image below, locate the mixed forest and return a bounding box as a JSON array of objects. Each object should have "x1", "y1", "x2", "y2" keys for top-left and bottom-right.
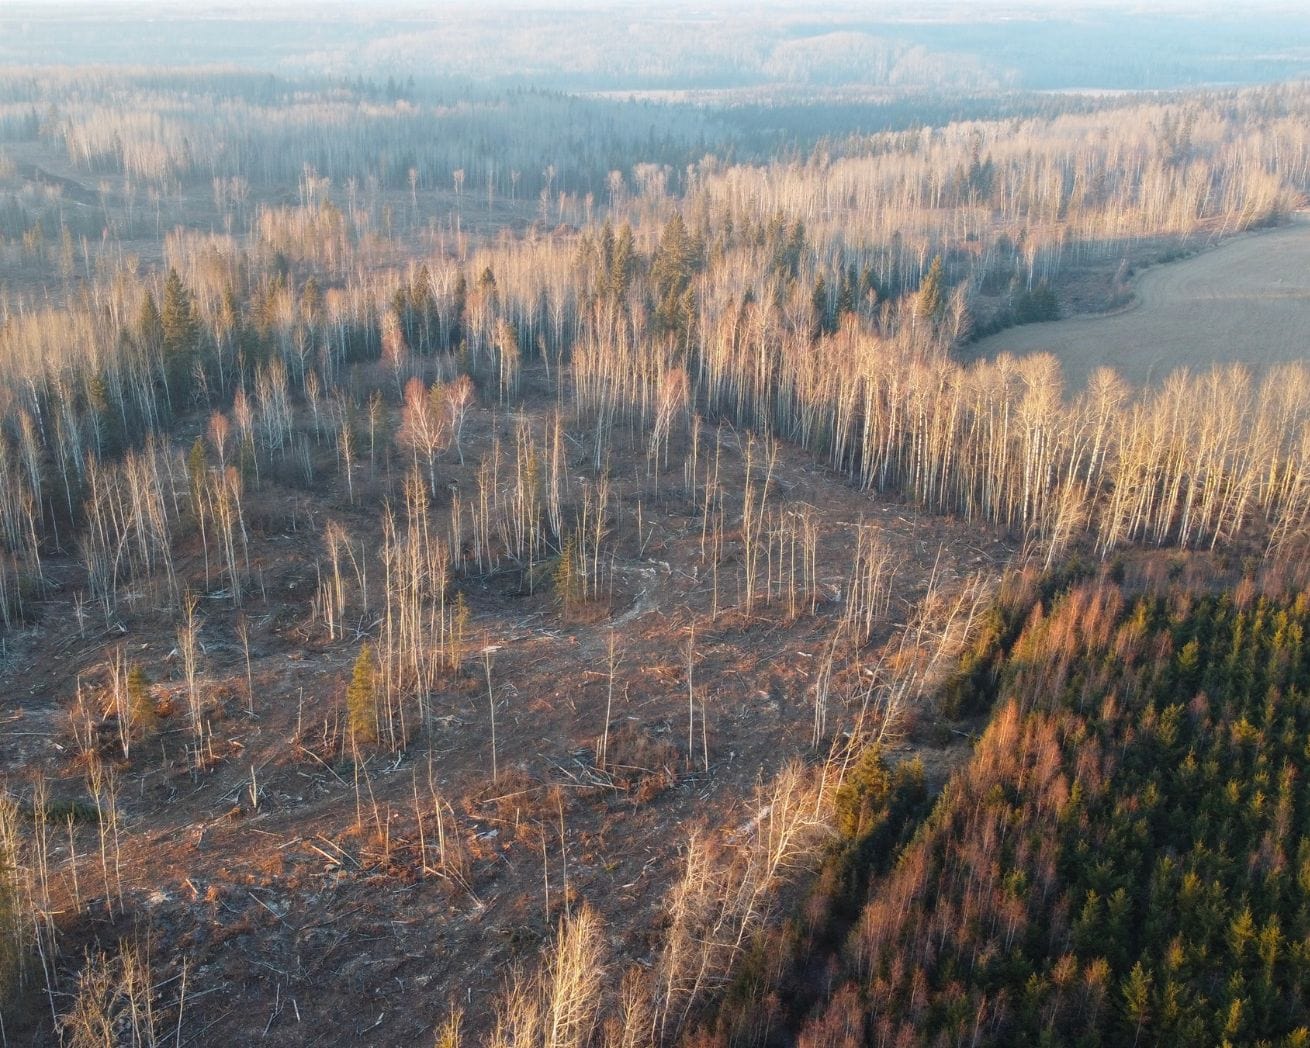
[{"x1": 1, "y1": 5, "x2": 1310, "y2": 1045}]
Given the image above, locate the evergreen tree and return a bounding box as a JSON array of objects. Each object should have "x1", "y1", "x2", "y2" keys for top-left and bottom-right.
[
  {"x1": 87, "y1": 373, "x2": 122, "y2": 455},
  {"x1": 834, "y1": 744, "x2": 892, "y2": 839},
  {"x1": 162, "y1": 269, "x2": 198, "y2": 355},
  {"x1": 610, "y1": 222, "x2": 635, "y2": 302},
  {"x1": 1013, "y1": 281, "x2": 1060, "y2": 324},
  {"x1": 1122, "y1": 959, "x2": 1154, "y2": 1043},
  {"x1": 301, "y1": 276, "x2": 323, "y2": 329},
  {"x1": 127, "y1": 664, "x2": 157, "y2": 737},
  {"x1": 408, "y1": 266, "x2": 436, "y2": 352},
  {"x1": 598, "y1": 219, "x2": 615, "y2": 277},
  {"x1": 136, "y1": 290, "x2": 164, "y2": 354},
  {"x1": 781, "y1": 219, "x2": 806, "y2": 279},
  {"x1": 347, "y1": 643, "x2": 379, "y2": 745},
  {"x1": 652, "y1": 213, "x2": 701, "y2": 341},
  {"x1": 217, "y1": 284, "x2": 241, "y2": 352},
  {"x1": 916, "y1": 255, "x2": 946, "y2": 322},
  {"x1": 161, "y1": 269, "x2": 200, "y2": 403},
  {"x1": 837, "y1": 263, "x2": 858, "y2": 320},
  {"x1": 554, "y1": 533, "x2": 580, "y2": 612},
  {"x1": 186, "y1": 437, "x2": 207, "y2": 519},
  {"x1": 450, "y1": 270, "x2": 467, "y2": 351}
]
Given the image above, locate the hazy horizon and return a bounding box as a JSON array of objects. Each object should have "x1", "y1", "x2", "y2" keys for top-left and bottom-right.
[{"x1": 3, "y1": 0, "x2": 1309, "y2": 93}]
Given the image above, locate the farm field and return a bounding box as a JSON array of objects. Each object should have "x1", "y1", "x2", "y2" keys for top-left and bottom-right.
[{"x1": 970, "y1": 212, "x2": 1310, "y2": 388}]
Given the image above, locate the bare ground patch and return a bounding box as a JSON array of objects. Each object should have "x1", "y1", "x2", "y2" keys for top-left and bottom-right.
[{"x1": 0, "y1": 375, "x2": 1012, "y2": 1045}]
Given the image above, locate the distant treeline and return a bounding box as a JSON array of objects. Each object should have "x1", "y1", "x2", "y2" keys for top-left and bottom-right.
[{"x1": 2, "y1": 5, "x2": 1308, "y2": 92}]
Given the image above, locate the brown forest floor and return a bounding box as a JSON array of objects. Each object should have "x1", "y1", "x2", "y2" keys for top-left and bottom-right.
[{"x1": 0, "y1": 372, "x2": 1015, "y2": 1045}]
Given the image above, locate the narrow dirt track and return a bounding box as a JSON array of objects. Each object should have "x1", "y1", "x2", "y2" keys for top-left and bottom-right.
[{"x1": 970, "y1": 212, "x2": 1310, "y2": 389}]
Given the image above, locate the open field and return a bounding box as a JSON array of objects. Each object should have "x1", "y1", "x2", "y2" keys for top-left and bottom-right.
[{"x1": 970, "y1": 212, "x2": 1310, "y2": 389}]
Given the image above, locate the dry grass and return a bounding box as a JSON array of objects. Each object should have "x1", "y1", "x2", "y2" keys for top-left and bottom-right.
[{"x1": 971, "y1": 213, "x2": 1310, "y2": 389}]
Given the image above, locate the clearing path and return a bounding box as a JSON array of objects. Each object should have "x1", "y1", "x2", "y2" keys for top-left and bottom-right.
[{"x1": 970, "y1": 212, "x2": 1310, "y2": 389}]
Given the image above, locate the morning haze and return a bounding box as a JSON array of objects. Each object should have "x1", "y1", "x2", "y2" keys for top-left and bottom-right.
[{"x1": 1, "y1": 3, "x2": 1309, "y2": 1045}]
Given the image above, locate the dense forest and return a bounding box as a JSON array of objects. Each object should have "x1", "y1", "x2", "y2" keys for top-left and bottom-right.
[
  {"x1": 0, "y1": 5, "x2": 1309, "y2": 1045},
  {"x1": 692, "y1": 562, "x2": 1310, "y2": 1046}
]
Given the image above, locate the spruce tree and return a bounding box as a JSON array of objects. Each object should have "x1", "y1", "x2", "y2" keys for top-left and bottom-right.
[
  {"x1": 162, "y1": 270, "x2": 198, "y2": 352},
  {"x1": 300, "y1": 276, "x2": 323, "y2": 328},
  {"x1": 127, "y1": 664, "x2": 156, "y2": 737},
  {"x1": 811, "y1": 275, "x2": 831, "y2": 337},
  {"x1": 554, "y1": 533, "x2": 580, "y2": 612},
  {"x1": 347, "y1": 643, "x2": 379, "y2": 745},
  {"x1": 136, "y1": 290, "x2": 164, "y2": 353},
  {"x1": 1122, "y1": 962, "x2": 1153, "y2": 1045},
  {"x1": 610, "y1": 223, "x2": 635, "y2": 302},
  {"x1": 916, "y1": 255, "x2": 946, "y2": 322},
  {"x1": 450, "y1": 270, "x2": 467, "y2": 351},
  {"x1": 837, "y1": 263, "x2": 858, "y2": 320},
  {"x1": 161, "y1": 269, "x2": 199, "y2": 403},
  {"x1": 187, "y1": 437, "x2": 207, "y2": 519},
  {"x1": 833, "y1": 744, "x2": 892, "y2": 839}
]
